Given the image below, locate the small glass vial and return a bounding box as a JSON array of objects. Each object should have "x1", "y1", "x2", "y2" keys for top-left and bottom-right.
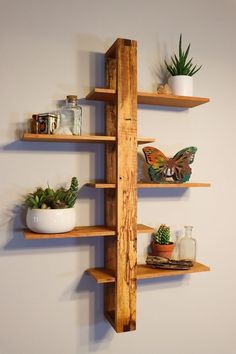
[
  {"x1": 59, "y1": 95, "x2": 82, "y2": 135},
  {"x1": 179, "y1": 226, "x2": 197, "y2": 261}
]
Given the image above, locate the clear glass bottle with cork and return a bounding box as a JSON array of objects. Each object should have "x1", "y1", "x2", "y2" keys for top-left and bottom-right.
[{"x1": 54, "y1": 95, "x2": 82, "y2": 135}]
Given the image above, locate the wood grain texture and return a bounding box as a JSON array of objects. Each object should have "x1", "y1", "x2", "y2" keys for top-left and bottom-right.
[
  {"x1": 115, "y1": 39, "x2": 137, "y2": 332},
  {"x1": 103, "y1": 39, "x2": 138, "y2": 332},
  {"x1": 105, "y1": 38, "x2": 122, "y2": 59},
  {"x1": 86, "y1": 262, "x2": 210, "y2": 283}
]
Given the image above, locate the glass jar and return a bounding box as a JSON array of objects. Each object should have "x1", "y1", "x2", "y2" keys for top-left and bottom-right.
[
  {"x1": 179, "y1": 226, "x2": 197, "y2": 261},
  {"x1": 56, "y1": 95, "x2": 82, "y2": 135}
]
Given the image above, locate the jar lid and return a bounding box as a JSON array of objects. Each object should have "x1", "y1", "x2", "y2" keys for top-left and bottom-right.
[{"x1": 67, "y1": 95, "x2": 77, "y2": 102}]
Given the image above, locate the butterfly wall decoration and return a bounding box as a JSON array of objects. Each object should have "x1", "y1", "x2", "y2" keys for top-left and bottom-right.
[{"x1": 142, "y1": 146, "x2": 197, "y2": 183}]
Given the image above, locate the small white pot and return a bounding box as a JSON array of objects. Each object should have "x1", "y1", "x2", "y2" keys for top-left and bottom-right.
[
  {"x1": 26, "y1": 208, "x2": 76, "y2": 233},
  {"x1": 168, "y1": 75, "x2": 193, "y2": 96}
]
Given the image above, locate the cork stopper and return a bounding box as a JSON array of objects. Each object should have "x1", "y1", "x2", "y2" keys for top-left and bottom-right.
[{"x1": 66, "y1": 95, "x2": 77, "y2": 102}]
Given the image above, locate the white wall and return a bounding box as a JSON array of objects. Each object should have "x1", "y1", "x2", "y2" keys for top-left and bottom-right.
[{"x1": 0, "y1": 0, "x2": 236, "y2": 353}]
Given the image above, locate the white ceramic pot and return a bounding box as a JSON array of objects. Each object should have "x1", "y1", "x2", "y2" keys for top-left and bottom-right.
[
  {"x1": 168, "y1": 75, "x2": 193, "y2": 96},
  {"x1": 26, "y1": 208, "x2": 76, "y2": 233}
]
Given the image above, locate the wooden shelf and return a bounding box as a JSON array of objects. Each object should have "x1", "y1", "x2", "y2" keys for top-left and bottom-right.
[
  {"x1": 138, "y1": 92, "x2": 209, "y2": 108},
  {"x1": 24, "y1": 225, "x2": 116, "y2": 239},
  {"x1": 22, "y1": 133, "x2": 154, "y2": 145},
  {"x1": 86, "y1": 88, "x2": 116, "y2": 102},
  {"x1": 136, "y1": 224, "x2": 155, "y2": 233},
  {"x1": 86, "y1": 182, "x2": 116, "y2": 189},
  {"x1": 86, "y1": 88, "x2": 209, "y2": 108},
  {"x1": 86, "y1": 262, "x2": 210, "y2": 283},
  {"x1": 137, "y1": 137, "x2": 156, "y2": 144},
  {"x1": 24, "y1": 224, "x2": 154, "y2": 240},
  {"x1": 86, "y1": 182, "x2": 211, "y2": 189},
  {"x1": 87, "y1": 268, "x2": 116, "y2": 283},
  {"x1": 22, "y1": 133, "x2": 116, "y2": 143},
  {"x1": 137, "y1": 262, "x2": 210, "y2": 279},
  {"x1": 138, "y1": 182, "x2": 211, "y2": 188}
]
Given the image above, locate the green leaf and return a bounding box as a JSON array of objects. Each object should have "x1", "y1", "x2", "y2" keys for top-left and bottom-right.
[
  {"x1": 189, "y1": 64, "x2": 202, "y2": 76},
  {"x1": 171, "y1": 55, "x2": 178, "y2": 68},
  {"x1": 165, "y1": 61, "x2": 176, "y2": 75},
  {"x1": 183, "y1": 43, "x2": 191, "y2": 63},
  {"x1": 178, "y1": 34, "x2": 183, "y2": 60}
]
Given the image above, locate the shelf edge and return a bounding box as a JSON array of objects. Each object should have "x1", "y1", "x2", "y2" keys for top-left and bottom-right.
[
  {"x1": 86, "y1": 182, "x2": 211, "y2": 189},
  {"x1": 22, "y1": 133, "x2": 116, "y2": 143},
  {"x1": 138, "y1": 182, "x2": 211, "y2": 188}
]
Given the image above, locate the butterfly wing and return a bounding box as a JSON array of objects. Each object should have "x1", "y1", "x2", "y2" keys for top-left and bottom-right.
[
  {"x1": 173, "y1": 147, "x2": 197, "y2": 164},
  {"x1": 172, "y1": 147, "x2": 197, "y2": 182},
  {"x1": 142, "y1": 146, "x2": 167, "y2": 167},
  {"x1": 142, "y1": 146, "x2": 168, "y2": 182}
]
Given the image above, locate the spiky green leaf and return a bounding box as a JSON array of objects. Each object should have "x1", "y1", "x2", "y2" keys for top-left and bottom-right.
[{"x1": 165, "y1": 34, "x2": 202, "y2": 76}]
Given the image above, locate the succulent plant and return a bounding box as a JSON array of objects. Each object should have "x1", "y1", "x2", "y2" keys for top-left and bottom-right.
[
  {"x1": 165, "y1": 34, "x2": 202, "y2": 76},
  {"x1": 25, "y1": 177, "x2": 79, "y2": 209},
  {"x1": 153, "y1": 224, "x2": 171, "y2": 245}
]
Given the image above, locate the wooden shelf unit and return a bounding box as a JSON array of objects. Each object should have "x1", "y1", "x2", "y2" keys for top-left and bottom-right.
[
  {"x1": 23, "y1": 38, "x2": 210, "y2": 333},
  {"x1": 87, "y1": 262, "x2": 210, "y2": 283}
]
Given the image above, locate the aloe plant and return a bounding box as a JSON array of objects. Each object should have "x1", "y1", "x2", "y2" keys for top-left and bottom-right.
[
  {"x1": 153, "y1": 224, "x2": 171, "y2": 245},
  {"x1": 25, "y1": 177, "x2": 79, "y2": 209},
  {"x1": 165, "y1": 34, "x2": 202, "y2": 76}
]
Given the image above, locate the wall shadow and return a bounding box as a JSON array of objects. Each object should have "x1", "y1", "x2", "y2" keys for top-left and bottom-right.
[{"x1": 0, "y1": 46, "x2": 113, "y2": 345}]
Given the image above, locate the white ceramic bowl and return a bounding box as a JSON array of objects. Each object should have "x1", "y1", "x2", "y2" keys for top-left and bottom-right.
[{"x1": 26, "y1": 208, "x2": 76, "y2": 233}]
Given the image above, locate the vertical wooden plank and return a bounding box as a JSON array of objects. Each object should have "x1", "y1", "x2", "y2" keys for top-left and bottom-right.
[
  {"x1": 116, "y1": 39, "x2": 137, "y2": 332},
  {"x1": 104, "y1": 39, "x2": 137, "y2": 332}
]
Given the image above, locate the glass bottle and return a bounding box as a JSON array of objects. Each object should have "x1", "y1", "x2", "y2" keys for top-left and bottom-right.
[
  {"x1": 179, "y1": 226, "x2": 196, "y2": 261},
  {"x1": 171, "y1": 229, "x2": 183, "y2": 260},
  {"x1": 59, "y1": 95, "x2": 82, "y2": 135}
]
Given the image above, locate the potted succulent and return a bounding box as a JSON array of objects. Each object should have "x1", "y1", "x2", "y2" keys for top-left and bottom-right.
[
  {"x1": 151, "y1": 224, "x2": 175, "y2": 258},
  {"x1": 25, "y1": 177, "x2": 79, "y2": 233},
  {"x1": 165, "y1": 34, "x2": 202, "y2": 96}
]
